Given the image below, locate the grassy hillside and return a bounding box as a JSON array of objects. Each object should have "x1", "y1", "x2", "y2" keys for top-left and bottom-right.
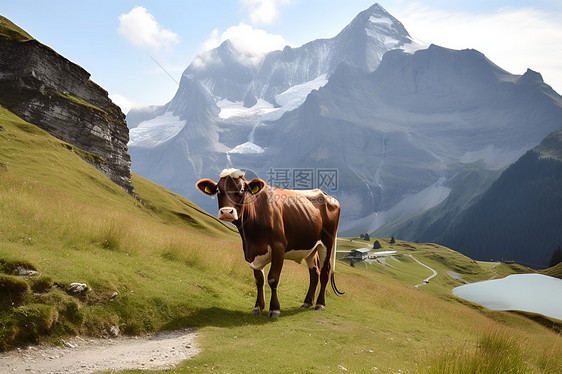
[
  {"x1": 0, "y1": 16, "x2": 33, "y2": 42},
  {"x1": 1, "y1": 105, "x2": 561, "y2": 372}
]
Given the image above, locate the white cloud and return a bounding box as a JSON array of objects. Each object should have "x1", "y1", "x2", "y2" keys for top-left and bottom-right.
[
  {"x1": 396, "y1": 4, "x2": 562, "y2": 94},
  {"x1": 200, "y1": 23, "x2": 290, "y2": 65},
  {"x1": 118, "y1": 7, "x2": 179, "y2": 50},
  {"x1": 240, "y1": 0, "x2": 292, "y2": 26},
  {"x1": 109, "y1": 93, "x2": 136, "y2": 115}
]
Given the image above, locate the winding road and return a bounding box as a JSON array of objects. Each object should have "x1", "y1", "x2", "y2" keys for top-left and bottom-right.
[{"x1": 408, "y1": 254, "x2": 438, "y2": 289}]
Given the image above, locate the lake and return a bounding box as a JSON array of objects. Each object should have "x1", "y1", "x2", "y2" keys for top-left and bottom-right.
[{"x1": 452, "y1": 273, "x2": 562, "y2": 321}]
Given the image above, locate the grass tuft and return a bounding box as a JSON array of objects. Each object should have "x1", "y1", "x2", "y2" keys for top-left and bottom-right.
[
  {"x1": 420, "y1": 329, "x2": 528, "y2": 374},
  {"x1": 31, "y1": 276, "x2": 54, "y2": 293},
  {"x1": 0, "y1": 274, "x2": 30, "y2": 307}
]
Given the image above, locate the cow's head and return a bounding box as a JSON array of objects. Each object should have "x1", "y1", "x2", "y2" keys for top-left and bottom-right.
[{"x1": 196, "y1": 169, "x2": 265, "y2": 222}]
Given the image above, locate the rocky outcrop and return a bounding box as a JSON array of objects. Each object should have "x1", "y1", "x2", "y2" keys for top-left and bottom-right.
[{"x1": 0, "y1": 16, "x2": 135, "y2": 195}]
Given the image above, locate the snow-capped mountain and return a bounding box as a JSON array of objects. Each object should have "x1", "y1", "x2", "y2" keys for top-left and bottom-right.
[{"x1": 127, "y1": 3, "x2": 562, "y2": 235}]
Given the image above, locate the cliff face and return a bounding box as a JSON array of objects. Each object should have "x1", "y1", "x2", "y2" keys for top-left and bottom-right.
[{"x1": 0, "y1": 16, "x2": 135, "y2": 195}]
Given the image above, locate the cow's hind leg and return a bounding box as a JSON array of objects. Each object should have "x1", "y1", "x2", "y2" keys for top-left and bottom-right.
[
  {"x1": 252, "y1": 269, "x2": 265, "y2": 315},
  {"x1": 315, "y1": 240, "x2": 331, "y2": 310},
  {"x1": 302, "y1": 251, "x2": 319, "y2": 309}
]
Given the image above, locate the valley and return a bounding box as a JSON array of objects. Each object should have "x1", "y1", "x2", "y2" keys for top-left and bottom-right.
[
  {"x1": 1, "y1": 4, "x2": 562, "y2": 373},
  {"x1": 125, "y1": 4, "x2": 562, "y2": 268},
  {"x1": 1, "y1": 106, "x2": 560, "y2": 372}
]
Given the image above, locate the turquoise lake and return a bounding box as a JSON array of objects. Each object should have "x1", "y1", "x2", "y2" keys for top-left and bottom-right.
[{"x1": 452, "y1": 273, "x2": 562, "y2": 321}]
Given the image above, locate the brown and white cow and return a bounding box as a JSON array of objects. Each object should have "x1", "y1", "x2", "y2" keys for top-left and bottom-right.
[{"x1": 196, "y1": 168, "x2": 344, "y2": 318}]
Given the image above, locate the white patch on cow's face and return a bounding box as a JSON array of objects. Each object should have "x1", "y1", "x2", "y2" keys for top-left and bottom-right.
[
  {"x1": 220, "y1": 168, "x2": 245, "y2": 179},
  {"x1": 249, "y1": 246, "x2": 272, "y2": 270}
]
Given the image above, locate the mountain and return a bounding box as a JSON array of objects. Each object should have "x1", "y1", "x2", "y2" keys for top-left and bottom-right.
[
  {"x1": 428, "y1": 130, "x2": 562, "y2": 267},
  {"x1": 126, "y1": 3, "x2": 562, "y2": 236},
  {"x1": 127, "y1": 3, "x2": 424, "y2": 208},
  {"x1": 0, "y1": 16, "x2": 134, "y2": 195}
]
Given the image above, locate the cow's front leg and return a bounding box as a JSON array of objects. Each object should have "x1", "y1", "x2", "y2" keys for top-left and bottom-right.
[
  {"x1": 252, "y1": 269, "x2": 265, "y2": 315},
  {"x1": 267, "y1": 249, "x2": 284, "y2": 319}
]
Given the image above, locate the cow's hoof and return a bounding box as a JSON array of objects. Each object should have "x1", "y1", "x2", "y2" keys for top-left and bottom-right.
[
  {"x1": 268, "y1": 310, "x2": 281, "y2": 319},
  {"x1": 251, "y1": 307, "x2": 262, "y2": 316},
  {"x1": 314, "y1": 304, "x2": 325, "y2": 311},
  {"x1": 301, "y1": 302, "x2": 312, "y2": 309}
]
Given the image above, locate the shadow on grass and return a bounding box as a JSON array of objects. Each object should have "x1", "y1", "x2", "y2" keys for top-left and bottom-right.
[{"x1": 164, "y1": 305, "x2": 311, "y2": 330}]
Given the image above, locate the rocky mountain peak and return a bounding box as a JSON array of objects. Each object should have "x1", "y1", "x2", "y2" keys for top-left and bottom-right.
[
  {"x1": 518, "y1": 68, "x2": 544, "y2": 85},
  {"x1": 349, "y1": 2, "x2": 409, "y2": 38}
]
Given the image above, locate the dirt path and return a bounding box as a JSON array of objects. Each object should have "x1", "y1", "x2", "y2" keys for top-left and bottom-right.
[
  {"x1": 0, "y1": 329, "x2": 199, "y2": 374},
  {"x1": 408, "y1": 254, "x2": 438, "y2": 289}
]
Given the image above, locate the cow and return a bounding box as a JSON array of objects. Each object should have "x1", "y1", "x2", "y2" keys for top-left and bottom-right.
[{"x1": 196, "y1": 168, "x2": 344, "y2": 318}]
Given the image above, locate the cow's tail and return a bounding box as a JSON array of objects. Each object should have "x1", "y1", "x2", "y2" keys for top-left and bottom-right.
[{"x1": 330, "y1": 232, "x2": 345, "y2": 296}]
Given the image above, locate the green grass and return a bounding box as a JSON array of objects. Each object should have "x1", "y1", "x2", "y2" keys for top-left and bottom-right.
[
  {"x1": 0, "y1": 16, "x2": 33, "y2": 42},
  {"x1": 1, "y1": 104, "x2": 561, "y2": 372}
]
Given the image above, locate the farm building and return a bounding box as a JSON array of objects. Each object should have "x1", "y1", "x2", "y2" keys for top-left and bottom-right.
[{"x1": 347, "y1": 248, "x2": 371, "y2": 260}]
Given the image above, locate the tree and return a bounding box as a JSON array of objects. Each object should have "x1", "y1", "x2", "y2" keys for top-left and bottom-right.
[
  {"x1": 390, "y1": 236, "x2": 396, "y2": 244},
  {"x1": 364, "y1": 233, "x2": 370, "y2": 241},
  {"x1": 373, "y1": 240, "x2": 381, "y2": 249},
  {"x1": 550, "y1": 246, "x2": 562, "y2": 267}
]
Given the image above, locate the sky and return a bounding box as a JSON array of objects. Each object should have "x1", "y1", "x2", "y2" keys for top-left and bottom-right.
[{"x1": 2, "y1": 1, "x2": 562, "y2": 114}]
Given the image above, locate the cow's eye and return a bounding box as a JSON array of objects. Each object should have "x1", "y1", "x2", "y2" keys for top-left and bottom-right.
[{"x1": 238, "y1": 189, "x2": 245, "y2": 196}]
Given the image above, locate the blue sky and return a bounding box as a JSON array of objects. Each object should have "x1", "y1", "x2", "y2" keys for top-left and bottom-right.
[{"x1": 3, "y1": 1, "x2": 562, "y2": 113}]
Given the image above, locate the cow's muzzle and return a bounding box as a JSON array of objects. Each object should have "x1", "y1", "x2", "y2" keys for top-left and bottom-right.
[{"x1": 218, "y1": 207, "x2": 238, "y2": 222}]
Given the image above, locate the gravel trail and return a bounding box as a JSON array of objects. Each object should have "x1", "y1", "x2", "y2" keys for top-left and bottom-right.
[{"x1": 0, "y1": 329, "x2": 199, "y2": 374}]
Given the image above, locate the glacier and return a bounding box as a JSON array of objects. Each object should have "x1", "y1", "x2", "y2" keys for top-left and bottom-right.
[{"x1": 129, "y1": 112, "x2": 185, "y2": 148}]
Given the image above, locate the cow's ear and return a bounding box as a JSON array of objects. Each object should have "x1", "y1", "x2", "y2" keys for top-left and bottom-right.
[
  {"x1": 247, "y1": 178, "x2": 266, "y2": 195},
  {"x1": 196, "y1": 179, "x2": 217, "y2": 196}
]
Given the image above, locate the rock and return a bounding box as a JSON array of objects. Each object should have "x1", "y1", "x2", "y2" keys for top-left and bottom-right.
[
  {"x1": 14, "y1": 266, "x2": 38, "y2": 276},
  {"x1": 61, "y1": 339, "x2": 76, "y2": 349},
  {"x1": 67, "y1": 283, "x2": 88, "y2": 294},
  {"x1": 109, "y1": 325, "x2": 120, "y2": 337},
  {"x1": 0, "y1": 16, "x2": 136, "y2": 196}
]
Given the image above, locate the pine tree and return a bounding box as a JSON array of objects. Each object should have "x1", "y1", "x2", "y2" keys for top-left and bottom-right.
[{"x1": 549, "y1": 246, "x2": 562, "y2": 267}]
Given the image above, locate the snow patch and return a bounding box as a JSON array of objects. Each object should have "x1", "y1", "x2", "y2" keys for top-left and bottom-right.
[
  {"x1": 228, "y1": 142, "x2": 264, "y2": 154},
  {"x1": 263, "y1": 75, "x2": 329, "y2": 121},
  {"x1": 369, "y1": 15, "x2": 393, "y2": 27},
  {"x1": 217, "y1": 75, "x2": 329, "y2": 122},
  {"x1": 129, "y1": 112, "x2": 185, "y2": 148},
  {"x1": 401, "y1": 38, "x2": 428, "y2": 54},
  {"x1": 276, "y1": 74, "x2": 328, "y2": 108},
  {"x1": 217, "y1": 99, "x2": 276, "y2": 119}
]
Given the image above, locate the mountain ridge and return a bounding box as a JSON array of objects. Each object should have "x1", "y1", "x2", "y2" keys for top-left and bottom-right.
[{"x1": 126, "y1": 4, "x2": 562, "y2": 260}]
